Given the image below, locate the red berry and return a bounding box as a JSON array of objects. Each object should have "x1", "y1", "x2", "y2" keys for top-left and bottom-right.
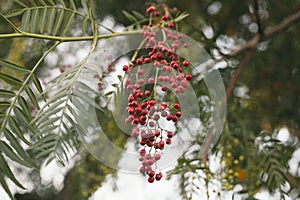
[
  {"x1": 172, "y1": 115, "x2": 178, "y2": 122},
  {"x1": 176, "y1": 111, "x2": 182, "y2": 117},
  {"x1": 161, "y1": 85, "x2": 167, "y2": 91},
  {"x1": 168, "y1": 23, "x2": 174, "y2": 28},
  {"x1": 183, "y1": 60, "x2": 189, "y2": 67},
  {"x1": 166, "y1": 114, "x2": 172, "y2": 121},
  {"x1": 186, "y1": 74, "x2": 192, "y2": 80},
  {"x1": 122, "y1": 65, "x2": 129, "y2": 72},
  {"x1": 145, "y1": 90, "x2": 151, "y2": 96},
  {"x1": 148, "y1": 170, "x2": 155, "y2": 177},
  {"x1": 174, "y1": 103, "x2": 180, "y2": 110},
  {"x1": 167, "y1": 131, "x2": 173, "y2": 138},
  {"x1": 158, "y1": 141, "x2": 165, "y2": 149},
  {"x1": 162, "y1": 15, "x2": 168, "y2": 20},
  {"x1": 155, "y1": 172, "x2": 163, "y2": 181},
  {"x1": 161, "y1": 102, "x2": 167, "y2": 108},
  {"x1": 155, "y1": 130, "x2": 160, "y2": 137},
  {"x1": 166, "y1": 138, "x2": 172, "y2": 145},
  {"x1": 148, "y1": 176, "x2": 155, "y2": 183},
  {"x1": 154, "y1": 11, "x2": 160, "y2": 17},
  {"x1": 140, "y1": 149, "x2": 146, "y2": 156}
]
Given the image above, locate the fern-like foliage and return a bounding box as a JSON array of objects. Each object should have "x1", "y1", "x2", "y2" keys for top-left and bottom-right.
[
  {"x1": 3, "y1": 0, "x2": 97, "y2": 36},
  {"x1": 0, "y1": 0, "x2": 103, "y2": 199}
]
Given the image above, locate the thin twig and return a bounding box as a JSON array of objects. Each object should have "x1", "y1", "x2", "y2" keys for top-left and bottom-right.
[
  {"x1": 201, "y1": 49, "x2": 255, "y2": 158},
  {"x1": 230, "y1": 10, "x2": 300, "y2": 56}
]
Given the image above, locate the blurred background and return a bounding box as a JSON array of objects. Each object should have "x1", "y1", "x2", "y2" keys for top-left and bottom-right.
[{"x1": 0, "y1": 0, "x2": 299, "y2": 199}]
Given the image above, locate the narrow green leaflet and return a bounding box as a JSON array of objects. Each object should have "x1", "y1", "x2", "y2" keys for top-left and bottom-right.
[
  {"x1": 0, "y1": 102, "x2": 10, "y2": 112},
  {"x1": 39, "y1": 124, "x2": 59, "y2": 133},
  {"x1": 47, "y1": 8, "x2": 56, "y2": 34},
  {"x1": 21, "y1": 9, "x2": 31, "y2": 32},
  {"x1": 0, "y1": 59, "x2": 30, "y2": 74},
  {"x1": 0, "y1": 140, "x2": 32, "y2": 167},
  {"x1": 14, "y1": 0, "x2": 28, "y2": 8},
  {"x1": 35, "y1": 105, "x2": 63, "y2": 124},
  {"x1": 47, "y1": 0, "x2": 56, "y2": 6},
  {"x1": 70, "y1": 0, "x2": 77, "y2": 11},
  {"x1": 73, "y1": 90, "x2": 103, "y2": 111},
  {"x1": 37, "y1": 116, "x2": 61, "y2": 130},
  {"x1": 52, "y1": 9, "x2": 64, "y2": 35},
  {"x1": 0, "y1": 172, "x2": 14, "y2": 200},
  {"x1": 3, "y1": 129, "x2": 34, "y2": 166},
  {"x1": 17, "y1": 96, "x2": 32, "y2": 120},
  {"x1": 28, "y1": 0, "x2": 37, "y2": 6},
  {"x1": 81, "y1": 0, "x2": 89, "y2": 15},
  {"x1": 8, "y1": 117, "x2": 31, "y2": 145},
  {"x1": 57, "y1": 0, "x2": 66, "y2": 7},
  {"x1": 81, "y1": 16, "x2": 88, "y2": 35},
  {"x1": 0, "y1": 73, "x2": 22, "y2": 86},
  {"x1": 174, "y1": 12, "x2": 190, "y2": 23},
  {"x1": 40, "y1": 8, "x2": 48, "y2": 33},
  {"x1": 0, "y1": 89, "x2": 15, "y2": 99},
  {"x1": 14, "y1": 106, "x2": 37, "y2": 134},
  {"x1": 0, "y1": 153, "x2": 26, "y2": 189},
  {"x1": 31, "y1": 75, "x2": 43, "y2": 94},
  {"x1": 25, "y1": 86, "x2": 40, "y2": 109},
  {"x1": 4, "y1": 9, "x2": 26, "y2": 18},
  {"x1": 37, "y1": 0, "x2": 47, "y2": 6},
  {"x1": 132, "y1": 11, "x2": 146, "y2": 20},
  {"x1": 122, "y1": 10, "x2": 138, "y2": 23},
  {"x1": 31, "y1": 9, "x2": 39, "y2": 33},
  {"x1": 62, "y1": 12, "x2": 75, "y2": 36}
]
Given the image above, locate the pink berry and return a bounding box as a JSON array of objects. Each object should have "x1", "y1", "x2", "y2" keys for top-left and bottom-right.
[
  {"x1": 137, "y1": 69, "x2": 144, "y2": 75},
  {"x1": 144, "y1": 57, "x2": 151, "y2": 63},
  {"x1": 154, "y1": 154, "x2": 161, "y2": 161},
  {"x1": 136, "y1": 58, "x2": 143, "y2": 65},
  {"x1": 148, "y1": 77, "x2": 155, "y2": 83}
]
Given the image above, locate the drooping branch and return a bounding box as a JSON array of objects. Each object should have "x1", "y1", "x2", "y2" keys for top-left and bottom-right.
[{"x1": 229, "y1": 10, "x2": 300, "y2": 56}]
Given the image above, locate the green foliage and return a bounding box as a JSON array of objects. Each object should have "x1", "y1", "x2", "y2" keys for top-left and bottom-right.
[
  {"x1": 2, "y1": 0, "x2": 95, "y2": 36},
  {"x1": 0, "y1": 0, "x2": 299, "y2": 199}
]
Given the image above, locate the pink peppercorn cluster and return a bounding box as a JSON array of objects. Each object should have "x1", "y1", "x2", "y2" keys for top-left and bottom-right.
[{"x1": 122, "y1": 4, "x2": 193, "y2": 183}]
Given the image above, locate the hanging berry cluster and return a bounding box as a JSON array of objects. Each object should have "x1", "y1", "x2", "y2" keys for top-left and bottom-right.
[{"x1": 122, "y1": 4, "x2": 192, "y2": 183}]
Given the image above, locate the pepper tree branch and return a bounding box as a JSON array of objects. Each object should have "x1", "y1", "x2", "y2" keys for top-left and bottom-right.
[{"x1": 229, "y1": 10, "x2": 300, "y2": 57}]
